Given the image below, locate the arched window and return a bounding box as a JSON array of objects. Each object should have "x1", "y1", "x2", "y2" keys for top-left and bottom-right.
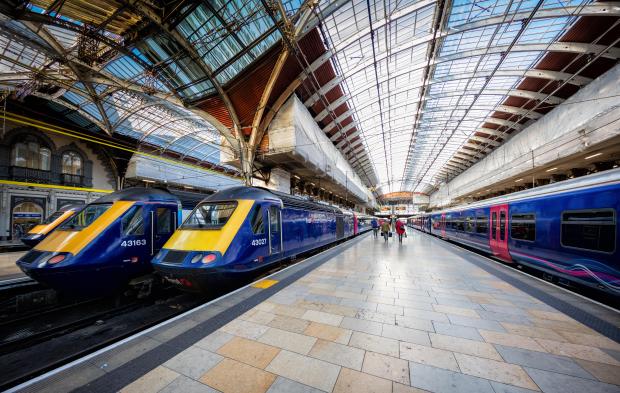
[
  {"x1": 62, "y1": 151, "x2": 82, "y2": 175},
  {"x1": 11, "y1": 140, "x2": 51, "y2": 170}
]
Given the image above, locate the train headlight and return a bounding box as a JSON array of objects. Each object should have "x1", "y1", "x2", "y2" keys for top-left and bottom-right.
[
  {"x1": 201, "y1": 254, "x2": 216, "y2": 264},
  {"x1": 47, "y1": 254, "x2": 66, "y2": 264},
  {"x1": 190, "y1": 254, "x2": 203, "y2": 264}
]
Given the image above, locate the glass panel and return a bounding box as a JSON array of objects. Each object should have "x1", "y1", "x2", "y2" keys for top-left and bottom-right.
[
  {"x1": 500, "y1": 211, "x2": 506, "y2": 241},
  {"x1": 476, "y1": 215, "x2": 488, "y2": 234},
  {"x1": 122, "y1": 206, "x2": 145, "y2": 236},
  {"x1": 156, "y1": 207, "x2": 173, "y2": 234},
  {"x1": 561, "y1": 210, "x2": 615, "y2": 253},
  {"x1": 11, "y1": 143, "x2": 27, "y2": 167},
  {"x1": 491, "y1": 212, "x2": 497, "y2": 240},
  {"x1": 511, "y1": 213, "x2": 536, "y2": 241},
  {"x1": 61, "y1": 204, "x2": 112, "y2": 231},
  {"x1": 465, "y1": 216, "x2": 474, "y2": 232},
  {"x1": 182, "y1": 202, "x2": 237, "y2": 229},
  {"x1": 42, "y1": 210, "x2": 65, "y2": 224},
  {"x1": 250, "y1": 205, "x2": 264, "y2": 234},
  {"x1": 40, "y1": 148, "x2": 51, "y2": 171},
  {"x1": 269, "y1": 206, "x2": 279, "y2": 233}
]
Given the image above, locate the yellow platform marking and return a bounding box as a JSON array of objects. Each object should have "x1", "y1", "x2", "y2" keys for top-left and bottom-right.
[{"x1": 252, "y1": 279, "x2": 279, "y2": 289}]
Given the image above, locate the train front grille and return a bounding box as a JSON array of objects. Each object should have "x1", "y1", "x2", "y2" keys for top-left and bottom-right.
[
  {"x1": 20, "y1": 250, "x2": 45, "y2": 264},
  {"x1": 162, "y1": 250, "x2": 189, "y2": 264}
]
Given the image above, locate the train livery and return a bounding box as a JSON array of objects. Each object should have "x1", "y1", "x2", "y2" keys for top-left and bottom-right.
[
  {"x1": 152, "y1": 187, "x2": 367, "y2": 292},
  {"x1": 16, "y1": 188, "x2": 183, "y2": 294},
  {"x1": 20, "y1": 204, "x2": 83, "y2": 247},
  {"x1": 407, "y1": 169, "x2": 620, "y2": 296}
]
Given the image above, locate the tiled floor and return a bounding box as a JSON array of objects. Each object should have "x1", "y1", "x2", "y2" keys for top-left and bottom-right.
[
  {"x1": 116, "y1": 232, "x2": 620, "y2": 393},
  {"x1": 0, "y1": 251, "x2": 25, "y2": 279}
]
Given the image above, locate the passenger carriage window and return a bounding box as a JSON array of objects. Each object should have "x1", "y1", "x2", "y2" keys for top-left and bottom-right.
[
  {"x1": 456, "y1": 220, "x2": 465, "y2": 232},
  {"x1": 465, "y1": 217, "x2": 474, "y2": 233},
  {"x1": 476, "y1": 215, "x2": 488, "y2": 234},
  {"x1": 511, "y1": 213, "x2": 536, "y2": 241},
  {"x1": 122, "y1": 206, "x2": 144, "y2": 236},
  {"x1": 250, "y1": 205, "x2": 265, "y2": 234},
  {"x1": 491, "y1": 212, "x2": 497, "y2": 240},
  {"x1": 561, "y1": 209, "x2": 616, "y2": 253},
  {"x1": 156, "y1": 208, "x2": 173, "y2": 234},
  {"x1": 500, "y1": 212, "x2": 506, "y2": 241}
]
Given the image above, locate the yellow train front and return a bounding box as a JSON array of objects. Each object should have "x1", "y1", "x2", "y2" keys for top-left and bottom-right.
[
  {"x1": 20, "y1": 204, "x2": 83, "y2": 247},
  {"x1": 16, "y1": 188, "x2": 182, "y2": 295},
  {"x1": 152, "y1": 187, "x2": 354, "y2": 292}
]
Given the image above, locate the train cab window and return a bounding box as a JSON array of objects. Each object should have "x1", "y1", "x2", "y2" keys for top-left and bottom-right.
[
  {"x1": 511, "y1": 213, "x2": 536, "y2": 241},
  {"x1": 476, "y1": 215, "x2": 488, "y2": 234},
  {"x1": 182, "y1": 202, "x2": 237, "y2": 229},
  {"x1": 122, "y1": 206, "x2": 145, "y2": 236},
  {"x1": 43, "y1": 210, "x2": 65, "y2": 224},
  {"x1": 156, "y1": 208, "x2": 173, "y2": 234},
  {"x1": 561, "y1": 209, "x2": 616, "y2": 253},
  {"x1": 269, "y1": 206, "x2": 280, "y2": 233},
  {"x1": 465, "y1": 217, "x2": 474, "y2": 233},
  {"x1": 249, "y1": 205, "x2": 265, "y2": 234},
  {"x1": 491, "y1": 212, "x2": 497, "y2": 240},
  {"x1": 500, "y1": 212, "x2": 506, "y2": 240},
  {"x1": 61, "y1": 203, "x2": 111, "y2": 231}
]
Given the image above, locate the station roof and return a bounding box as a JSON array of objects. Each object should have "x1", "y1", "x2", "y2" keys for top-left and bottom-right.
[{"x1": 0, "y1": 0, "x2": 618, "y2": 198}]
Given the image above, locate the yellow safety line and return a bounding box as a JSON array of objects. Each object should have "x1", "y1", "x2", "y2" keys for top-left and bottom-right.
[
  {"x1": 0, "y1": 112, "x2": 242, "y2": 181},
  {"x1": 252, "y1": 279, "x2": 279, "y2": 289},
  {"x1": 0, "y1": 179, "x2": 113, "y2": 193}
]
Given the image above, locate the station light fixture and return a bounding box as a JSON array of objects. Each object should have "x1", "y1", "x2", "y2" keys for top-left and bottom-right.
[
  {"x1": 585, "y1": 153, "x2": 603, "y2": 160},
  {"x1": 142, "y1": 179, "x2": 156, "y2": 183},
  {"x1": 514, "y1": 178, "x2": 523, "y2": 183},
  {"x1": 545, "y1": 167, "x2": 558, "y2": 172}
]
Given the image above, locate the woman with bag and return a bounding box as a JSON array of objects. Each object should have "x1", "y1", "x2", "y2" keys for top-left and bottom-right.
[
  {"x1": 380, "y1": 220, "x2": 391, "y2": 242},
  {"x1": 395, "y1": 219, "x2": 406, "y2": 243}
]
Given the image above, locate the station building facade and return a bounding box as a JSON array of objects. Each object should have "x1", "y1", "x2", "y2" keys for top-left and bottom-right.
[{"x1": 0, "y1": 119, "x2": 117, "y2": 241}]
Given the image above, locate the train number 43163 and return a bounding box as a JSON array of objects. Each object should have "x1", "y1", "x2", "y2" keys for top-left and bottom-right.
[
  {"x1": 121, "y1": 239, "x2": 147, "y2": 247},
  {"x1": 251, "y1": 238, "x2": 267, "y2": 246}
]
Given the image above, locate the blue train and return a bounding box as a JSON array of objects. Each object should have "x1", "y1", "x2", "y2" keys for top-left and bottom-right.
[
  {"x1": 152, "y1": 187, "x2": 364, "y2": 292},
  {"x1": 407, "y1": 169, "x2": 620, "y2": 296},
  {"x1": 20, "y1": 204, "x2": 83, "y2": 247},
  {"x1": 16, "y1": 188, "x2": 184, "y2": 294}
]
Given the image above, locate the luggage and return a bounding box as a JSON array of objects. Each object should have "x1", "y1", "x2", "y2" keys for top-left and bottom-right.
[{"x1": 388, "y1": 232, "x2": 393, "y2": 237}]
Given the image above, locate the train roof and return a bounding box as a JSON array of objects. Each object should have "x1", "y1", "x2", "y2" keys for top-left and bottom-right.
[
  {"x1": 94, "y1": 187, "x2": 181, "y2": 204},
  {"x1": 206, "y1": 186, "x2": 343, "y2": 214},
  {"x1": 425, "y1": 167, "x2": 620, "y2": 215}
]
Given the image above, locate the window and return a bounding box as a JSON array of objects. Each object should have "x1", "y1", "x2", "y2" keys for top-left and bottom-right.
[
  {"x1": 182, "y1": 202, "x2": 237, "y2": 229},
  {"x1": 11, "y1": 141, "x2": 50, "y2": 170},
  {"x1": 500, "y1": 211, "x2": 506, "y2": 241},
  {"x1": 561, "y1": 209, "x2": 615, "y2": 253},
  {"x1": 511, "y1": 213, "x2": 536, "y2": 241},
  {"x1": 43, "y1": 210, "x2": 66, "y2": 224},
  {"x1": 122, "y1": 206, "x2": 145, "y2": 236},
  {"x1": 62, "y1": 151, "x2": 82, "y2": 175},
  {"x1": 61, "y1": 204, "x2": 111, "y2": 230},
  {"x1": 269, "y1": 206, "x2": 280, "y2": 233},
  {"x1": 456, "y1": 219, "x2": 465, "y2": 231},
  {"x1": 491, "y1": 212, "x2": 497, "y2": 240},
  {"x1": 156, "y1": 208, "x2": 173, "y2": 234},
  {"x1": 476, "y1": 215, "x2": 488, "y2": 234},
  {"x1": 465, "y1": 216, "x2": 474, "y2": 232},
  {"x1": 249, "y1": 205, "x2": 265, "y2": 234}
]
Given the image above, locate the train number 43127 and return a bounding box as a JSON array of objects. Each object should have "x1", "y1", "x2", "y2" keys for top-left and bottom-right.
[{"x1": 121, "y1": 239, "x2": 147, "y2": 247}]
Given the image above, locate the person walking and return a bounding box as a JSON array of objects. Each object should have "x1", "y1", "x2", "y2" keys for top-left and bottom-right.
[
  {"x1": 380, "y1": 219, "x2": 391, "y2": 242},
  {"x1": 395, "y1": 219, "x2": 406, "y2": 243},
  {"x1": 371, "y1": 218, "x2": 379, "y2": 238}
]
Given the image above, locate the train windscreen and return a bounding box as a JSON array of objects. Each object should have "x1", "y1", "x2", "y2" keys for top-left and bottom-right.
[
  {"x1": 60, "y1": 204, "x2": 112, "y2": 231},
  {"x1": 182, "y1": 202, "x2": 237, "y2": 229}
]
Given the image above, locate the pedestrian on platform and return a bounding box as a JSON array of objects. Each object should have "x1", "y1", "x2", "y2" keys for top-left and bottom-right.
[
  {"x1": 380, "y1": 220, "x2": 391, "y2": 242},
  {"x1": 395, "y1": 219, "x2": 406, "y2": 243},
  {"x1": 371, "y1": 218, "x2": 379, "y2": 238}
]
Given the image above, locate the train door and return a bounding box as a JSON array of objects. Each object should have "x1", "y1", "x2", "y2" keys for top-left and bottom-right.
[
  {"x1": 268, "y1": 205, "x2": 282, "y2": 255},
  {"x1": 489, "y1": 205, "x2": 511, "y2": 261},
  {"x1": 151, "y1": 206, "x2": 176, "y2": 256},
  {"x1": 441, "y1": 213, "x2": 446, "y2": 237}
]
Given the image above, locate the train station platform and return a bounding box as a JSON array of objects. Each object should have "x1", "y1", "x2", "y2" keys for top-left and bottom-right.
[
  {"x1": 0, "y1": 251, "x2": 26, "y2": 280},
  {"x1": 12, "y1": 232, "x2": 620, "y2": 393}
]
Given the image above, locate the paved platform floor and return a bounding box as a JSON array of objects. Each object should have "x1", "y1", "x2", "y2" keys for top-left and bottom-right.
[
  {"x1": 16, "y1": 232, "x2": 620, "y2": 393},
  {"x1": 0, "y1": 251, "x2": 25, "y2": 280}
]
